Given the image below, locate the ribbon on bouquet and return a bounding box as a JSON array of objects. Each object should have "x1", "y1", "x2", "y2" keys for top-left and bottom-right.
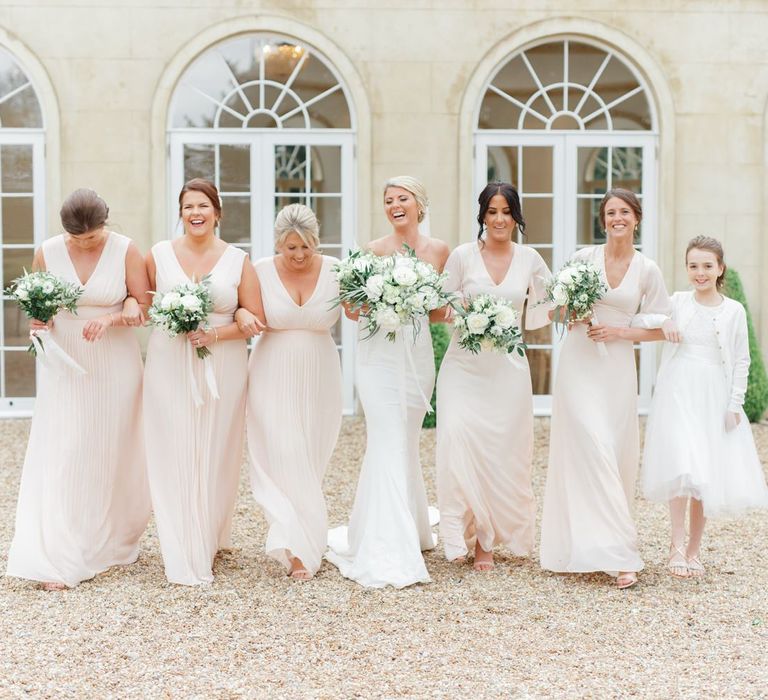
[
  {"x1": 29, "y1": 329, "x2": 87, "y2": 376},
  {"x1": 396, "y1": 326, "x2": 434, "y2": 419},
  {"x1": 186, "y1": 340, "x2": 220, "y2": 407},
  {"x1": 587, "y1": 312, "x2": 609, "y2": 358}
]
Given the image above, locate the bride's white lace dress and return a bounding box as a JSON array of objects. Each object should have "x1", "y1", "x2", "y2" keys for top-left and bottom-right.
[{"x1": 326, "y1": 321, "x2": 438, "y2": 588}]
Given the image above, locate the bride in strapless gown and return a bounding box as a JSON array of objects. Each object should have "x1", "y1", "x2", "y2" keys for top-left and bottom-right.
[{"x1": 326, "y1": 176, "x2": 449, "y2": 588}]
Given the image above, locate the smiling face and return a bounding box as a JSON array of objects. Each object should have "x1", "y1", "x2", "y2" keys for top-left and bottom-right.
[
  {"x1": 180, "y1": 190, "x2": 218, "y2": 238},
  {"x1": 384, "y1": 186, "x2": 420, "y2": 231},
  {"x1": 277, "y1": 231, "x2": 315, "y2": 271},
  {"x1": 686, "y1": 247, "x2": 723, "y2": 294},
  {"x1": 483, "y1": 193, "x2": 516, "y2": 243},
  {"x1": 67, "y1": 226, "x2": 107, "y2": 251},
  {"x1": 602, "y1": 196, "x2": 639, "y2": 241}
]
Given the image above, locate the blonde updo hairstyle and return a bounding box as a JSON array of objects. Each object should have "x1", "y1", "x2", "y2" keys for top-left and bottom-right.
[
  {"x1": 274, "y1": 203, "x2": 320, "y2": 250},
  {"x1": 384, "y1": 175, "x2": 429, "y2": 223}
]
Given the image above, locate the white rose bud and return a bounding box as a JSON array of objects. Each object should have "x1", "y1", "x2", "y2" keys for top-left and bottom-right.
[
  {"x1": 392, "y1": 265, "x2": 418, "y2": 287},
  {"x1": 160, "y1": 292, "x2": 181, "y2": 310},
  {"x1": 42, "y1": 281, "x2": 55, "y2": 294},
  {"x1": 180, "y1": 294, "x2": 202, "y2": 311}
]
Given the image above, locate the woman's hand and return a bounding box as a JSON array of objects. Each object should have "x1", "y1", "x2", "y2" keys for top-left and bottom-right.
[
  {"x1": 82, "y1": 315, "x2": 114, "y2": 342},
  {"x1": 661, "y1": 319, "x2": 681, "y2": 343},
  {"x1": 187, "y1": 327, "x2": 216, "y2": 349},
  {"x1": 121, "y1": 296, "x2": 144, "y2": 327},
  {"x1": 235, "y1": 308, "x2": 266, "y2": 337},
  {"x1": 342, "y1": 302, "x2": 367, "y2": 322},
  {"x1": 29, "y1": 318, "x2": 50, "y2": 333},
  {"x1": 586, "y1": 323, "x2": 623, "y2": 343},
  {"x1": 725, "y1": 411, "x2": 741, "y2": 432}
]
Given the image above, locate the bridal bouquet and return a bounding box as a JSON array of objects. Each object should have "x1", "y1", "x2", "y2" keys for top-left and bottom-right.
[
  {"x1": 333, "y1": 246, "x2": 455, "y2": 341},
  {"x1": 453, "y1": 294, "x2": 526, "y2": 357},
  {"x1": 545, "y1": 259, "x2": 607, "y2": 330},
  {"x1": 5, "y1": 270, "x2": 83, "y2": 355},
  {"x1": 148, "y1": 278, "x2": 214, "y2": 358}
]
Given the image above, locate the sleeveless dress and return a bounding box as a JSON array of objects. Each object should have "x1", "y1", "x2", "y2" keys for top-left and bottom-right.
[
  {"x1": 247, "y1": 256, "x2": 342, "y2": 576},
  {"x1": 540, "y1": 246, "x2": 670, "y2": 575},
  {"x1": 436, "y1": 242, "x2": 551, "y2": 561},
  {"x1": 143, "y1": 240, "x2": 248, "y2": 585},
  {"x1": 6, "y1": 232, "x2": 150, "y2": 587},
  {"x1": 326, "y1": 301, "x2": 437, "y2": 588},
  {"x1": 642, "y1": 293, "x2": 768, "y2": 517}
]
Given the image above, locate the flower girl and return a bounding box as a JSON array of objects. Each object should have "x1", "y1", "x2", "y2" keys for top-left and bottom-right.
[{"x1": 642, "y1": 236, "x2": 768, "y2": 578}]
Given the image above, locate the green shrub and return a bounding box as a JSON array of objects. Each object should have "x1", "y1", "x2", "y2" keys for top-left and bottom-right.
[
  {"x1": 723, "y1": 268, "x2": 768, "y2": 422},
  {"x1": 422, "y1": 323, "x2": 451, "y2": 428}
]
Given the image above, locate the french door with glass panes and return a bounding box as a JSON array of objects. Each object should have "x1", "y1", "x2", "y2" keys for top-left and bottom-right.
[
  {"x1": 475, "y1": 131, "x2": 657, "y2": 413},
  {"x1": 0, "y1": 133, "x2": 46, "y2": 415},
  {"x1": 169, "y1": 130, "x2": 356, "y2": 410}
]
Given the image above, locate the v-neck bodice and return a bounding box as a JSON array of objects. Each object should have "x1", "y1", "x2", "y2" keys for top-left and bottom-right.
[{"x1": 42, "y1": 232, "x2": 130, "y2": 316}]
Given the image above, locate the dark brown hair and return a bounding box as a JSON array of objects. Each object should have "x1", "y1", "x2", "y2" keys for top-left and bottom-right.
[
  {"x1": 686, "y1": 235, "x2": 727, "y2": 290},
  {"x1": 59, "y1": 189, "x2": 109, "y2": 235},
  {"x1": 476, "y1": 181, "x2": 526, "y2": 243},
  {"x1": 598, "y1": 188, "x2": 643, "y2": 229},
  {"x1": 178, "y1": 178, "x2": 222, "y2": 223}
]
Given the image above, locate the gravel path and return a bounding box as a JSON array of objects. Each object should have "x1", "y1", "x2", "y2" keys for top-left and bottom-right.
[{"x1": 1, "y1": 417, "x2": 767, "y2": 699}]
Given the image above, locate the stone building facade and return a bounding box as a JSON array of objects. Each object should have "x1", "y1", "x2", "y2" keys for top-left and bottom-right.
[{"x1": 0, "y1": 0, "x2": 766, "y2": 414}]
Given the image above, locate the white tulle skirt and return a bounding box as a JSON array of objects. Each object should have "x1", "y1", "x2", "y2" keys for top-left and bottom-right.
[{"x1": 642, "y1": 345, "x2": 768, "y2": 518}]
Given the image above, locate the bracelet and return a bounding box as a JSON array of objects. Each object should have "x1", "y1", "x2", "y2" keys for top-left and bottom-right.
[{"x1": 213, "y1": 327, "x2": 219, "y2": 343}]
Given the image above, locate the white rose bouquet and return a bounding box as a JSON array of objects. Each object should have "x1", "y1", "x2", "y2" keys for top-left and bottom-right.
[
  {"x1": 333, "y1": 245, "x2": 455, "y2": 341},
  {"x1": 148, "y1": 277, "x2": 214, "y2": 358},
  {"x1": 5, "y1": 269, "x2": 84, "y2": 355},
  {"x1": 453, "y1": 294, "x2": 526, "y2": 357},
  {"x1": 545, "y1": 259, "x2": 607, "y2": 330}
]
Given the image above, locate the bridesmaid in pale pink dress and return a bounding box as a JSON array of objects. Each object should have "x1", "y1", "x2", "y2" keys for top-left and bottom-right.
[
  {"x1": 236, "y1": 204, "x2": 342, "y2": 580},
  {"x1": 437, "y1": 182, "x2": 551, "y2": 571},
  {"x1": 144, "y1": 179, "x2": 262, "y2": 586},
  {"x1": 6, "y1": 189, "x2": 150, "y2": 589},
  {"x1": 540, "y1": 188, "x2": 671, "y2": 589}
]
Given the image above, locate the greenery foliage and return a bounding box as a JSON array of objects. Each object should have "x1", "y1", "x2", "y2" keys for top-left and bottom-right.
[
  {"x1": 723, "y1": 268, "x2": 768, "y2": 423},
  {"x1": 422, "y1": 323, "x2": 451, "y2": 429}
]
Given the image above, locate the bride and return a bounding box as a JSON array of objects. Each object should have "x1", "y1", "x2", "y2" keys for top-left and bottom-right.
[{"x1": 326, "y1": 176, "x2": 450, "y2": 588}]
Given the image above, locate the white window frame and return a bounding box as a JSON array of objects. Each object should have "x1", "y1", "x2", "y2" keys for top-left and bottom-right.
[
  {"x1": 475, "y1": 131, "x2": 658, "y2": 414},
  {"x1": 169, "y1": 129, "x2": 357, "y2": 412},
  {"x1": 0, "y1": 130, "x2": 46, "y2": 416}
]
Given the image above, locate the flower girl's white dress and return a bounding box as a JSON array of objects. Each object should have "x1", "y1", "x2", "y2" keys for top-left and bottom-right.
[
  {"x1": 642, "y1": 292, "x2": 768, "y2": 516},
  {"x1": 326, "y1": 317, "x2": 437, "y2": 588}
]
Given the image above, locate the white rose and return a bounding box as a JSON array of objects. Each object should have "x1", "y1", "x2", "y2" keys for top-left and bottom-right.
[
  {"x1": 494, "y1": 306, "x2": 516, "y2": 329},
  {"x1": 466, "y1": 312, "x2": 490, "y2": 335},
  {"x1": 557, "y1": 268, "x2": 577, "y2": 284},
  {"x1": 415, "y1": 261, "x2": 431, "y2": 278},
  {"x1": 180, "y1": 294, "x2": 202, "y2": 311},
  {"x1": 15, "y1": 288, "x2": 29, "y2": 300},
  {"x1": 552, "y1": 284, "x2": 568, "y2": 306},
  {"x1": 406, "y1": 293, "x2": 426, "y2": 311},
  {"x1": 382, "y1": 284, "x2": 400, "y2": 305},
  {"x1": 392, "y1": 265, "x2": 418, "y2": 287},
  {"x1": 365, "y1": 274, "x2": 385, "y2": 301},
  {"x1": 42, "y1": 281, "x2": 55, "y2": 294},
  {"x1": 374, "y1": 307, "x2": 401, "y2": 332},
  {"x1": 160, "y1": 292, "x2": 181, "y2": 310}
]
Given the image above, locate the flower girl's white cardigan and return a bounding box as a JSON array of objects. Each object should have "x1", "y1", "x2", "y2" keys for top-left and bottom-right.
[{"x1": 639, "y1": 291, "x2": 750, "y2": 414}]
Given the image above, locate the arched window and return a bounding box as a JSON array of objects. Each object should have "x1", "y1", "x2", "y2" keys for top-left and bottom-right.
[
  {"x1": 168, "y1": 33, "x2": 356, "y2": 410},
  {"x1": 0, "y1": 46, "x2": 45, "y2": 414},
  {"x1": 474, "y1": 38, "x2": 658, "y2": 412}
]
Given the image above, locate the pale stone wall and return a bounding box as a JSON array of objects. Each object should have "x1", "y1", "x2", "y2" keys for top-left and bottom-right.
[{"x1": 1, "y1": 0, "x2": 766, "y2": 348}]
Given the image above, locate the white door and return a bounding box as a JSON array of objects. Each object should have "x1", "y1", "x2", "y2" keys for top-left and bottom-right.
[{"x1": 475, "y1": 132, "x2": 657, "y2": 413}]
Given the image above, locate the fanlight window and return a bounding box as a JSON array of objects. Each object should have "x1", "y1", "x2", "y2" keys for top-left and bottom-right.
[
  {"x1": 478, "y1": 40, "x2": 653, "y2": 131},
  {"x1": 0, "y1": 48, "x2": 42, "y2": 128},
  {"x1": 171, "y1": 35, "x2": 352, "y2": 129}
]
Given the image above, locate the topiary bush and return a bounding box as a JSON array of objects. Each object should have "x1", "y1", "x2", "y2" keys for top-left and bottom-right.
[
  {"x1": 723, "y1": 268, "x2": 768, "y2": 423},
  {"x1": 422, "y1": 322, "x2": 451, "y2": 428}
]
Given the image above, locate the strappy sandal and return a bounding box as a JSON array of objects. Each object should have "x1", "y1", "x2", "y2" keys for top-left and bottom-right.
[
  {"x1": 668, "y1": 545, "x2": 690, "y2": 578},
  {"x1": 686, "y1": 555, "x2": 705, "y2": 578},
  {"x1": 616, "y1": 572, "x2": 638, "y2": 589}
]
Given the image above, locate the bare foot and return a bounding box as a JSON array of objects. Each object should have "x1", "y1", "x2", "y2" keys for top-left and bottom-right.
[
  {"x1": 40, "y1": 582, "x2": 66, "y2": 591},
  {"x1": 616, "y1": 572, "x2": 638, "y2": 589},
  {"x1": 289, "y1": 557, "x2": 312, "y2": 581},
  {"x1": 473, "y1": 544, "x2": 495, "y2": 572}
]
